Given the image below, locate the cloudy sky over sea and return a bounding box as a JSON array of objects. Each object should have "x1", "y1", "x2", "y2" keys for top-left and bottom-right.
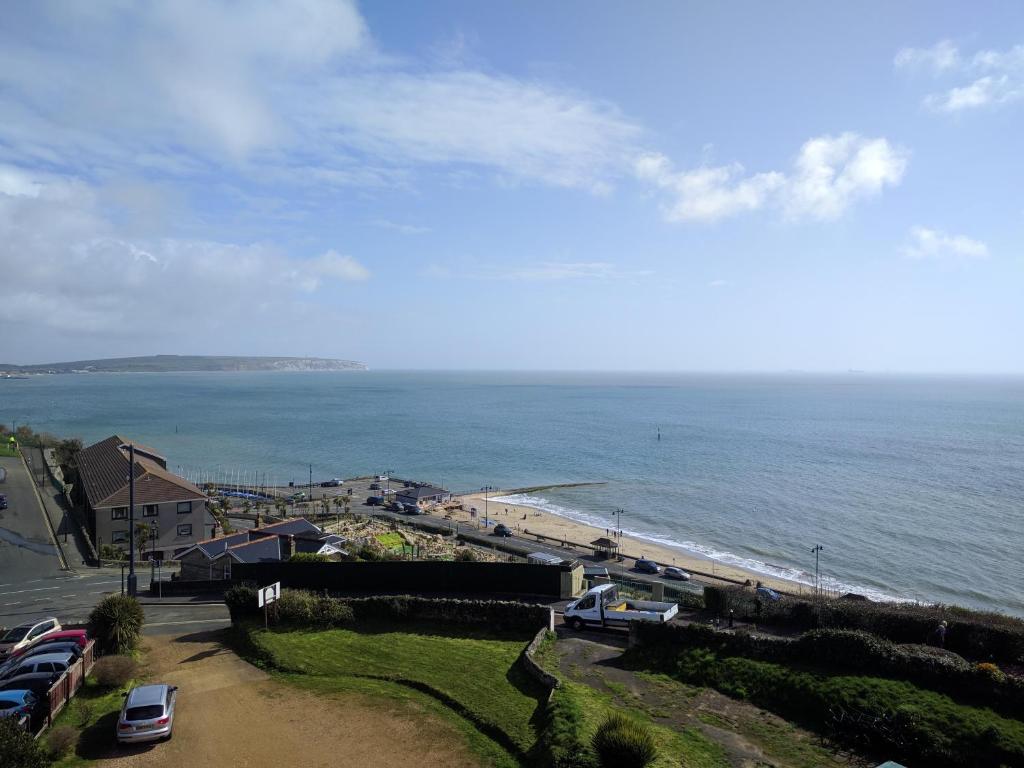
[{"x1": 1, "y1": 2, "x2": 1021, "y2": 371}]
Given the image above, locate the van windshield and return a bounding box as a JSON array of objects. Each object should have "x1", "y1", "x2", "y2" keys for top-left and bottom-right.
[{"x1": 1, "y1": 626, "x2": 30, "y2": 642}]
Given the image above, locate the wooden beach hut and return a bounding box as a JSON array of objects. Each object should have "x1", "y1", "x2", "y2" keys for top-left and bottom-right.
[{"x1": 590, "y1": 536, "x2": 620, "y2": 560}]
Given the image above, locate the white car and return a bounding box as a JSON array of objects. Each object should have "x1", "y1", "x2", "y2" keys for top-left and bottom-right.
[
  {"x1": 0, "y1": 618, "x2": 61, "y2": 659},
  {"x1": 0, "y1": 651, "x2": 75, "y2": 680},
  {"x1": 117, "y1": 684, "x2": 177, "y2": 744}
]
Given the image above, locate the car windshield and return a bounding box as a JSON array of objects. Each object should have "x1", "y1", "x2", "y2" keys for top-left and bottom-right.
[
  {"x1": 1, "y1": 627, "x2": 30, "y2": 642},
  {"x1": 125, "y1": 705, "x2": 164, "y2": 721}
]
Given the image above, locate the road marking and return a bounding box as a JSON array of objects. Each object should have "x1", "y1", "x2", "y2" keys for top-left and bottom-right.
[
  {"x1": 145, "y1": 618, "x2": 228, "y2": 627},
  {"x1": 1, "y1": 601, "x2": 23, "y2": 606},
  {"x1": 0, "y1": 586, "x2": 61, "y2": 597}
]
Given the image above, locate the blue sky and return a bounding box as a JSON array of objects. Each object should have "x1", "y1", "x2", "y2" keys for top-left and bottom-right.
[{"x1": 1, "y1": 1, "x2": 1021, "y2": 371}]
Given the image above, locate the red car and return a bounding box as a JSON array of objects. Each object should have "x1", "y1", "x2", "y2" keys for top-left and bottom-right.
[{"x1": 11, "y1": 629, "x2": 89, "y2": 658}]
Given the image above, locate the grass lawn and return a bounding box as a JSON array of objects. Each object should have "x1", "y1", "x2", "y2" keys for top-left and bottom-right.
[
  {"x1": 49, "y1": 677, "x2": 135, "y2": 767},
  {"x1": 0, "y1": 443, "x2": 19, "y2": 457},
  {"x1": 249, "y1": 622, "x2": 546, "y2": 761},
  {"x1": 374, "y1": 532, "x2": 405, "y2": 550}
]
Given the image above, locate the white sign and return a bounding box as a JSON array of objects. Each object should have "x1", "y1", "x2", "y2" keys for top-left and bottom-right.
[{"x1": 258, "y1": 582, "x2": 281, "y2": 608}]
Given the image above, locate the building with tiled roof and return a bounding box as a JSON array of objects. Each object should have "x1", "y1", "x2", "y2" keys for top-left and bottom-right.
[{"x1": 75, "y1": 435, "x2": 214, "y2": 559}]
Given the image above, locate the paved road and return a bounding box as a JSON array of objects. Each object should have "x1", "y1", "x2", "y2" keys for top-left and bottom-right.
[
  {"x1": 0, "y1": 569, "x2": 125, "y2": 629},
  {"x1": 0, "y1": 455, "x2": 62, "y2": 584}
]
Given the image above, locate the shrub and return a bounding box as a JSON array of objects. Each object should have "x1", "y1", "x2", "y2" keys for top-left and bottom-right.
[
  {"x1": 455, "y1": 548, "x2": 478, "y2": 562},
  {"x1": 88, "y1": 593, "x2": 144, "y2": 654},
  {"x1": 976, "y1": 662, "x2": 1006, "y2": 683},
  {"x1": 91, "y1": 654, "x2": 139, "y2": 687},
  {"x1": 289, "y1": 553, "x2": 329, "y2": 563},
  {"x1": 591, "y1": 712, "x2": 658, "y2": 768},
  {"x1": 45, "y1": 725, "x2": 78, "y2": 759},
  {"x1": 358, "y1": 544, "x2": 383, "y2": 561},
  {"x1": 0, "y1": 715, "x2": 47, "y2": 768}
]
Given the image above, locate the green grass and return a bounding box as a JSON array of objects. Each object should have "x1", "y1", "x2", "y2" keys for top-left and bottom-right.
[
  {"x1": 374, "y1": 532, "x2": 404, "y2": 550},
  {"x1": 249, "y1": 622, "x2": 546, "y2": 760},
  {"x1": 50, "y1": 677, "x2": 134, "y2": 767},
  {"x1": 0, "y1": 443, "x2": 19, "y2": 457},
  {"x1": 555, "y1": 679, "x2": 729, "y2": 768}
]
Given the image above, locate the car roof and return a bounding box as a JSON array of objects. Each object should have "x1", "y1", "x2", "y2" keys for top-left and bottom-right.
[
  {"x1": 126, "y1": 684, "x2": 170, "y2": 706},
  {"x1": 0, "y1": 690, "x2": 33, "y2": 701},
  {"x1": 13, "y1": 617, "x2": 59, "y2": 630},
  {"x1": 20, "y1": 652, "x2": 72, "y2": 664}
]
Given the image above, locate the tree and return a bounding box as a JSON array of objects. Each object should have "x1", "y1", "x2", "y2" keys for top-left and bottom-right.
[
  {"x1": 89, "y1": 594, "x2": 145, "y2": 654},
  {"x1": 134, "y1": 522, "x2": 152, "y2": 559},
  {"x1": 0, "y1": 716, "x2": 47, "y2": 768}
]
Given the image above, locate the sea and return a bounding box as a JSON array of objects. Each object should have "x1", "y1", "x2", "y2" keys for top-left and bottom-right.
[{"x1": 2, "y1": 370, "x2": 1022, "y2": 616}]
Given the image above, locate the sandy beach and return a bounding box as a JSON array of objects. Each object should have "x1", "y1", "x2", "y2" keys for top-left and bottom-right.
[{"x1": 453, "y1": 490, "x2": 810, "y2": 596}]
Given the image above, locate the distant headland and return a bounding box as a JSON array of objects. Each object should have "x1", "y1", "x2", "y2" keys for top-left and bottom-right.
[{"x1": 0, "y1": 354, "x2": 367, "y2": 375}]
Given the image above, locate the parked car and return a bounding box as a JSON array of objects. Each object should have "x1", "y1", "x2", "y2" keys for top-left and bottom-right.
[
  {"x1": 117, "y1": 684, "x2": 177, "y2": 744},
  {"x1": 663, "y1": 566, "x2": 691, "y2": 581},
  {"x1": 368, "y1": 482, "x2": 381, "y2": 491},
  {"x1": 0, "y1": 651, "x2": 75, "y2": 680},
  {"x1": 387, "y1": 501, "x2": 403, "y2": 512},
  {"x1": 375, "y1": 475, "x2": 388, "y2": 482},
  {"x1": 402, "y1": 503, "x2": 419, "y2": 515},
  {"x1": 12, "y1": 629, "x2": 88, "y2": 657},
  {"x1": 365, "y1": 495, "x2": 383, "y2": 506},
  {"x1": 0, "y1": 618, "x2": 61, "y2": 659},
  {"x1": 0, "y1": 494, "x2": 7, "y2": 509},
  {"x1": 0, "y1": 690, "x2": 39, "y2": 722},
  {"x1": 563, "y1": 584, "x2": 678, "y2": 630},
  {"x1": 493, "y1": 524, "x2": 513, "y2": 537},
  {"x1": 634, "y1": 558, "x2": 661, "y2": 575},
  {"x1": 0, "y1": 672, "x2": 63, "y2": 697},
  {"x1": 18, "y1": 642, "x2": 83, "y2": 664}
]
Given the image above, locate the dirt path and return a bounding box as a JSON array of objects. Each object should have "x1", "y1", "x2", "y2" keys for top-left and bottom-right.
[
  {"x1": 95, "y1": 629, "x2": 480, "y2": 768},
  {"x1": 551, "y1": 628, "x2": 866, "y2": 768}
]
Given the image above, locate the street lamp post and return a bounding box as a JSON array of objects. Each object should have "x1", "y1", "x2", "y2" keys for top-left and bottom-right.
[
  {"x1": 481, "y1": 486, "x2": 493, "y2": 528},
  {"x1": 613, "y1": 508, "x2": 624, "y2": 542},
  {"x1": 126, "y1": 444, "x2": 137, "y2": 597}
]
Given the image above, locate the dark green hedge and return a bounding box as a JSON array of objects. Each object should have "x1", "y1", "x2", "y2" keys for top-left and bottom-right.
[
  {"x1": 637, "y1": 645, "x2": 1024, "y2": 768},
  {"x1": 226, "y1": 585, "x2": 550, "y2": 633},
  {"x1": 633, "y1": 622, "x2": 1024, "y2": 718},
  {"x1": 703, "y1": 585, "x2": 1024, "y2": 664}
]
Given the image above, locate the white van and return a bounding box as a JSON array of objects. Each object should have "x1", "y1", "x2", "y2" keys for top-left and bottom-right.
[{"x1": 563, "y1": 584, "x2": 678, "y2": 630}]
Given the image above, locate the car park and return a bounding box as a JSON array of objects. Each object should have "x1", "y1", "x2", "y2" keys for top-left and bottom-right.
[
  {"x1": 493, "y1": 523, "x2": 513, "y2": 537},
  {"x1": 634, "y1": 558, "x2": 661, "y2": 575},
  {"x1": 0, "y1": 651, "x2": 75, "y2": 680},
  {"x1": 663, "y1": 566, "x2": 691, "y2": 581},
  {"x1": 0, "y1": 672, "x2": 63, "y2": 697},
  {"x1": 0, "y1": 690, "x2": 39, "y2": 722},
  {"x1": 0, "y1": 618, "x2": 61, "y2": 658},
  {"x1": 117, "y1": 684, "x2": 177, "y2": 744}
]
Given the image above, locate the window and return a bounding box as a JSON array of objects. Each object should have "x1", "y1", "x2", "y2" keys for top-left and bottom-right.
[
  {"x1": 177, "y1": 524, "x2": 192, "y2": 537},
  {"x1": 176, "y1": 501, "x2": 192, "y2": 514},
  {"x1": 111, "y1": 530, "x2": 129, "y2": 544},
  {"x1": 111, "y1": 507, "x2": 128, "y2": 520},
  {"x1": 143, "y1": 504, "x2": 159, "y2": 517}
]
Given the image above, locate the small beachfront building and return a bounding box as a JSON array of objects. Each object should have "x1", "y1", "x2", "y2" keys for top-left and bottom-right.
[
  {"x1": 75, "y1": 435, "x2": 214, "y2": 559},
  {"x1": 589, "y1": 537, "x2": 620, "y2": 560},
  {"x1": 395, "y1": 485, "x2": 451, "y2": 509}
]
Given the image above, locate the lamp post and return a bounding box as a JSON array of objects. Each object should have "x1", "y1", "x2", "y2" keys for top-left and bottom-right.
[
  {"x1": 481, "y1": 486, "x2": 493, "y2": 528},
  {"x1": 126, "y1": 444, "x2": 137, "y2": 597},
  {"x1": 613, "y1": 508, "x2": 624, "y2": 542},
  {"x1": 150, "y1": 522, "x2": 159, "y2": 584},
  {"x1": 811, "y1": 544, "x2": 823, "y2": 603}
]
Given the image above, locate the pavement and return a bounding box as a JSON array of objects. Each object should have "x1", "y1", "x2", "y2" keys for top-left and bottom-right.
[{"x1": 0, "y1": 454, "x2": 64, "y2": 583}]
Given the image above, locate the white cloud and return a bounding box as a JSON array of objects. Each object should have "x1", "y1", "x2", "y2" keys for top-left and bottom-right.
[
  {"x1": 369, "y1": 219, "x2": 431, "y2": 235},
  {"x1": 902, "y1": 226, "x2": 989, "y2": 261},
  {"x1": 0, "y1": 1, "x2": 639, "y2": 193},
  {"x1": 708, "y1": 279, "x2": 729, "y2": 287},
  {"x1": 896, "y1": 41, "x2": 1024, "y2": 112},
  {"x1": 637, "y1": 133, "x2": 907, "y2": 223},
  {"x1": 0, "y1": 166, "x2": 367, "y2": 337}
]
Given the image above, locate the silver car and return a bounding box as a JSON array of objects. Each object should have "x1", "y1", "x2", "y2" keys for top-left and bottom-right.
[
  {"x1": 117, "y1": 684, "x2": 177, "y2": 744},
  {"x1": 0, "y1": 651, "x2": 74, "y2": 680}
]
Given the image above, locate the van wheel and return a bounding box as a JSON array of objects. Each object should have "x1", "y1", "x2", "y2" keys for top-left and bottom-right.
[{"x1": 570, "y1": 618, "x2": 584, "y2": 631}]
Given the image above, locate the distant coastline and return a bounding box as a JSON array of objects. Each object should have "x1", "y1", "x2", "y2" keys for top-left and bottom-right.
[{"x1": 0, "y1": 354, "x2": 367, "y2": 375}]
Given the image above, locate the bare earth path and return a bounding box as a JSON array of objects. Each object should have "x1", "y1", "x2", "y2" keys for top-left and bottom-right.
[{"x1": 96, "y1": 630, "x2": 480, "y2": 768}]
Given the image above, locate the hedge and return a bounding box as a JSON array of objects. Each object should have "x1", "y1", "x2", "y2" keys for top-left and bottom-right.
[
  {"x1": 225, "y1": 585, "x2": 550, "y2": 633},
  {"x1": 703, "y1": 585, "x2": 1024, "y2": 664},
  {"x1": 632, "y1": 622, "x2": 1024, "y2": 719},
  {"x1": 639, "y1": 645, "x2": 1024, "y2": 768}
]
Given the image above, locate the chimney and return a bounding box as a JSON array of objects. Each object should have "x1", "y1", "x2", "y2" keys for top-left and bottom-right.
[{"x1": 280, "y1": 534, "x2": 295, "y2": 561}]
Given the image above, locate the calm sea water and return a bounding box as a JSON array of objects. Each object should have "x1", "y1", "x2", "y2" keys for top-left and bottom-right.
[{"x1": 3, "y1": 371, "x2": 1022, "y2": 615}]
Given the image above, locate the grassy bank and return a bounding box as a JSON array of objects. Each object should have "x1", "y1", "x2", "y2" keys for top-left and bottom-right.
[
  {"x1": 50, "y1": 677, "x2": 136, "y2": 767},
  {"x1": 244, "y1": 621, "x2": 546, "y2": 764}
]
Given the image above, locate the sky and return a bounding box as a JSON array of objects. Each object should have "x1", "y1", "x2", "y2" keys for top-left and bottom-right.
[{"x1": 0, "y1": 1, "x2": 1022, "y2": 372}]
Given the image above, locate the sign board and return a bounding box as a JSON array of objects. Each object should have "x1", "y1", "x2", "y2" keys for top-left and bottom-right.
[{"x1": 258, "y1": 582, "x2": 281, "y2": 608}]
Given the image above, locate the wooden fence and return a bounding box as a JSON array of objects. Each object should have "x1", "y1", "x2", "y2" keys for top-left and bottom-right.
[{"x1": 43, "y1": 639, "x2": 96, "y2": 729}]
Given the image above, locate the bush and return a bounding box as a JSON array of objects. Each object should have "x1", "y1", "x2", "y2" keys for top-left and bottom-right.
[
  {"x1": 289, "y1": 553, "x2": 329, "y2": 563},
  {"x1": 455, "y1": 548, "x2": 478, "y2": 562},
  {"x1": 45, "y1": 725, "x2": 78, "y2": 759},
  {"x1": 91, "y1": 654, "x2": 139, "y2": 687},
  {"x1": 89, "y1": 594, "x2": 145, "y2": 654},
  {"x1": 0, "y1": 715, "x2": 47, "y2": 768},
  {"x1": 591, "y1": 712, "x2": 658, "y2": 768},
  {"x1": 358, "y1": 544, "x2": 383, "y2": 561},
  {"x1": 272, "y1": 590, "x2": 355, "y2": 628}
]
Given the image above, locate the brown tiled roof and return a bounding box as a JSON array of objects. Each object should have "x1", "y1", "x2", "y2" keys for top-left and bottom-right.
[{"x1": 76, "y1": 435, "x2": 206, "y2": 509}]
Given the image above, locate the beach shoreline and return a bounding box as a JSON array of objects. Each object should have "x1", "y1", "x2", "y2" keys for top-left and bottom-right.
[{"x1": 454, "y1": 490, "x2": 820, "y2": 597}]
